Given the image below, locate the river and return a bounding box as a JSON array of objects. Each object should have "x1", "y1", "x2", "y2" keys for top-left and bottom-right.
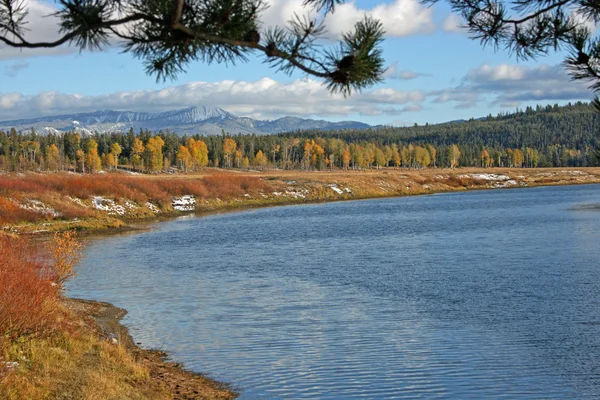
[{"x1": 67, "y1": 184, "x2": 600, "y2": 399}]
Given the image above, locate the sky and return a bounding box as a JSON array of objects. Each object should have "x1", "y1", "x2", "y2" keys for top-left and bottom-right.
[{"x1": 0, "y1": 0, "x2": 595, "y2": 126}]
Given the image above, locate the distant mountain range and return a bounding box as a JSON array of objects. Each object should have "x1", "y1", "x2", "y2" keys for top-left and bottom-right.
[{"x1": 0, "y1": 106, "x2": 371, "y2": 135}]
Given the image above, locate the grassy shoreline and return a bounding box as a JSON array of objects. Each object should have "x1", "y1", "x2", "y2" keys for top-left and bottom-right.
[
  {"x1": 2, "y1": 167, "x2": 600, "y2": 399},
  {"x1": 3, "y1": 167, "x2": 600, "y2": 235}
]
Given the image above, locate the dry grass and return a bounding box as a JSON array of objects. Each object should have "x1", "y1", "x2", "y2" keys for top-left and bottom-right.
[
  {"x1": 0, "y1": 172, "x2": 271, "y2": 226},
  {"x1": 2, "y1": 167, "x2": 600, "y2": 232},
  {"x1": 0, "y1": 234, "x2": 234, "y2": 399}
]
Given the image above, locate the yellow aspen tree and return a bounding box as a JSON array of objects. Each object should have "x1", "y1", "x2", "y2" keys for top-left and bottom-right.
[
  {"x1": 45, "y1": 144, "x2": 60, "y2": 171},
  {"x1": 176, "y1": 145, "x2": 192, "y2": 172},
  {"x1": 85, "y1": 139, "x2": 102, "y2": 173},
  {"x1": 415, "y1": 146, "x2": 431, "y2": 168},
  {"x1": 391, "y1": 144, "x2": 401, "y2": 168},
  {"x1": 449, "y1": 145, "x2": 461, "y2": 169},
  {"x1": 131, "y1": 138, "x2": 145, "y2": 170},
  {"x1": 480, "y1": 149, "x2": 491, "y2": 168},
  {"x1": 145, "y1": 136, "x2": 165, "y2": 172},
  {"x1": 110, "y1": 143, "x2": 122, "y2": 169},
  {"x1": 234, "y1": 150, "x2": 243, "y2": 169},
  {"x1": 255, "y1": 150, "x2": 267, "y2": 170},
  {"x1": 222, "y1": 138, "x2": 237, "y2": 169},
  {"x1": 75, "y1": 149, "x2": 85, "y2": 172},
  {"x1": 342, "y1": 148, "x2": 351, "y2": 170},
  {"x1": 426, "y1": 144, "x2": 437, "y2": 167}
]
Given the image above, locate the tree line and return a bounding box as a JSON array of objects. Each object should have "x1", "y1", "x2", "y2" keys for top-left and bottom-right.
[{"x1": 0, "y1": 102, "x2": 598, "y2": 173}]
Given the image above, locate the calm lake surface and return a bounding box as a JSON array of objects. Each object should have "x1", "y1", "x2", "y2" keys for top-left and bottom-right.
[{"x1": 68, "y1": 184, "x2": 600, "y2": 399}]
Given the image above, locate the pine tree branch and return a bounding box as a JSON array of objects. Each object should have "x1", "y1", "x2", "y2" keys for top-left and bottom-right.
[{"x1": 0, "y1": 13, "x2": 148, "y2": 48}]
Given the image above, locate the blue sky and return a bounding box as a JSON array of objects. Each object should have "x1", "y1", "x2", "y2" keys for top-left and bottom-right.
[{"x1": 0, "y1": 0, "x2": 593, "y2": 125}]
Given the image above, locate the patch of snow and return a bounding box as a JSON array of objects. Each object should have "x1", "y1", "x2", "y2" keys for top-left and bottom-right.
[
  {"x1": 460, "y1": 174, "x2": 510, "y2": 181},
  {"x1": 328, "y1": 184, "x2": 344, "y2": 194},
  {"x1": 285, "y1": 188, "x2": 308, "y2": 199},
  {"x1": 20, "y1": 199, "x2": 60, "y2": 217},
  {"x1": 344, "y1": 187, "x2": 352, "y2": 193},
  {"x1": 91, "y1": 196, "x2": 126, "y2": 215},
  {"x1": 272, "y1": 192, "x2": 283, "y2": 197},
  {"x1": 493, "y1": 180, "x2": 518, "y2": 188},
  {"x1": 172, "y1": 195, "x2": 196, "y2": 211},
  {"x1": 146, "y1": 202, "x2": 160, "y2": 213}
]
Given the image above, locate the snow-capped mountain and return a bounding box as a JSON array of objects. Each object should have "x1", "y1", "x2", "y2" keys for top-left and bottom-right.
[{"x1": 0, "y1": 106, "x2": 370, "y2": 135}]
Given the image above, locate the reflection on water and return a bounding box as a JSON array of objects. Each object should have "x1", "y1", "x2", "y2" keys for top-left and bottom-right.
[{"x1": 68, "y1": 184, "x2": 600, "y2": 399}]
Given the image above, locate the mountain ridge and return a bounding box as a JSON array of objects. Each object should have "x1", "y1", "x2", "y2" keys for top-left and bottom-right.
[{"x1": 0, "y1": 106, "x2": 371, "y2": 135}]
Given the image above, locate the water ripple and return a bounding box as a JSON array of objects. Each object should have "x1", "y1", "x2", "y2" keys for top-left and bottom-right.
[{"x1": 68, "y1": 184, "x2": 600, "y2": 399}]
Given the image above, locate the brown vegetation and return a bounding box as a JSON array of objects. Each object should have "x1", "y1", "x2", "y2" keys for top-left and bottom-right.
[
  {"x1": 2, "y1": 167, "x2": 600, "y2": 234},
  {"x1": 0, "y1": 233, "x2": 235, "y2": 399}
]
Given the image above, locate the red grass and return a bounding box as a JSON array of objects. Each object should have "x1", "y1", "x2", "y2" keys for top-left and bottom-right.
[
  {"x1": 0, "y1": 235, "x2": 61, "y2": 339},
  {"x1": 0, "y1": 173, "x2": 272, "y2": 224}
]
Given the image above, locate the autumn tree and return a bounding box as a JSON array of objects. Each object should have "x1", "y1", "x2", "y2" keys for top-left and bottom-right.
[
  {"x1": 342, "y1": 148, "x2": 351, "y2": 170},
  {"x1": 145, "y1": 136, "x2": 165, "y2": 173},
  {"x1": 426, "y1": 144, "x2": 437, "y2": 168},
  {"x1": 481, "y1": 149, "x2": 491, "y2": 168},
  {"x1": 110, "y1": 143, "x2": 122, "y2": 170},
  {"x1": 48, "y1": 231, "x2": 83, "y2": 289},
  {"x1": 449, "y1": 144, "x2": 461, "y2": 169},
  {"x1": 176, "y1": 145, "x2": 192, "y2": 172},
  {"x1": 255, "y1": 150, "x2": 267, "y2": 170},
  {"x1": 45, "y1": 144, "x2": 60, "y2": 171},
  {"x1": 131, "y1": 137, "x2": 145, "y2": 170},
  {"x1": 414, "y1": 146, "x2": 431, "y2": 168},
  {"x1": 75, "y1": 149, "x2": 85, "y2": 173},
  {"x1": 222, "y1": 138, "x2": 237, "y2": 169},
  {"x1": 512, "y1": 148, "x2": 524, "y2": 168},
  {"x1": 85, "y1": 139, "x2": 102, "y2": 173}
]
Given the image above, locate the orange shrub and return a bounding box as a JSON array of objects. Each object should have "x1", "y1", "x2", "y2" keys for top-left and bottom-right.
[{"x1": 0, "y1": 235, "x2": 61, "y2": 339}]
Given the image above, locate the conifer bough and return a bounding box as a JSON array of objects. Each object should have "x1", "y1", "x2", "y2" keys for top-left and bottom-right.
[
  {"x1": 0, "y1": 0, "x2": 385, "y2": 95},
  {"x1": 424, "y1": 0, "x2": 600, "y2": 105}
]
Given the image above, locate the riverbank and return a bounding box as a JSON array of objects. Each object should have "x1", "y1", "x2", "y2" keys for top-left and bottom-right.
[
  {"x1": 2, "y1": 167, "x2": 600, "y2": 235},
  {"x1": 65, "y1": 298, "x2": 236, "y2": 400},
  {"x1": 3, "y1": 167, "x2": 600, "y2": 399},
  {"x1": 0, "y1": 234, "x2": 235, "y2": 400}
]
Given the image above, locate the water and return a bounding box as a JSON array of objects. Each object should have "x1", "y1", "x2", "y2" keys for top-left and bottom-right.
[{"x1": 68, "y1": 184, "x2": 600, "y2": 399}]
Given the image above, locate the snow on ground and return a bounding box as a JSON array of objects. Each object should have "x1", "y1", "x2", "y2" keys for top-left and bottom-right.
[
  {"x1": 285, "y1": 188, "x2": 308, "y2": 199},
  {"x1": 146, "y1": 202, "x2": 160, "y2": 213},
  {"x1": 460, "y1": 174, "x2": 510, "y2": 181},
  {"x1": 172, "y1": 195, "x2": 196, "y2": 211},
  {"x1": 328, "y1": 184, "x2": 344, "y2": 194},
  {"x1": 493, "y1": 180, "x2": 518, "y2": 188},
  {"x1": 91, "y1": 196, "x2": 126, "y2": 216},
  {"x1": 20, "y1": 199, "x2": 60, "y2": 217}
]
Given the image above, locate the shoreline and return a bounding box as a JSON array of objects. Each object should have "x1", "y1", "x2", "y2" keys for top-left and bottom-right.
[
  {"x1": 4, "y1": 167, "x2": 600, "y2": 236},
  {"x1": 63, "y1": 298, "x2": 237, "y2": 399},
  {"x1": 3, "y1": 167, "x2": 600, "y2": 398}
]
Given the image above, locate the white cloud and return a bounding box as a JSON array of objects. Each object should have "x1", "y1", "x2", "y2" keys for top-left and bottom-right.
[
  {"x1": 261, "y1": 0, "x2": 434, "y2": 38},
  {"x1": 324, "y1": 0, "x2": 435, "y2": 38},
  {"x1": 442, "y1": 13, "x2": 465, "y2": 33},
  {"x1": 0, "y1": 77, "x2": 426, "y2": 120},
  {"x1": 0, "y1": 0, "x2": 76, "y2": 59},
  {"x1": 466, "y1": 64, "x2": 527, "y2": 81},
  {"x1": 432, "y1": 63, "x2": 591, "y2": 109}
]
